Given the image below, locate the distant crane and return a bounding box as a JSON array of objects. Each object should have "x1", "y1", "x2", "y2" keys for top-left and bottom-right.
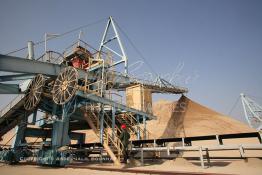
[{"x1": 240, "y1": 93, "x2": 262, "y2": 131}]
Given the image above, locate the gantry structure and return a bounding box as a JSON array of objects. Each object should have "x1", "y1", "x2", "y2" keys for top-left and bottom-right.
[
  {"x1": 0, "y1": 17, "x2": 188, "y2": 166},
  {"x1": 240, "y1": 93, "x2": 262, "y2": 131}
]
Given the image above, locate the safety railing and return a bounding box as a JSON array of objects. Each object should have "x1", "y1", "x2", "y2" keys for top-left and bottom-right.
[
  {"x1": 36, "y1": 51, "x2": 64, "y2": 64},
  {"x1": 63, "y1": 40, "x2": 98, "y2": 58},
  {"x1": 103, "y1": 112, "x2": 123, "y2": 156},
  {"x1": 108, "y1": 70, "x2": 188, "y2": 92},
  {"x1": 125, "y1": 112, "x2": 156, "y2": 140},
  {"x1": 83, "y1": 80, "x2": 103, "y2": 97},
  {"x1": 0, "y1": 94, "x2": 25, "y2": 118},
  {"x1": 88, "y1": 105, "x2": 100, "y2": 130},
  {"x1": 87, "y1": 107, "x2": 123, "y2": 159},
  {"x1": 105, "y1": 91, "x2": 123, "y2": 104}
]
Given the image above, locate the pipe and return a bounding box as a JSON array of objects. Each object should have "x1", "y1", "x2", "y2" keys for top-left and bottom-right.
[{"x1": 27, "y1": 41, "x2": 34, "y2": 60}]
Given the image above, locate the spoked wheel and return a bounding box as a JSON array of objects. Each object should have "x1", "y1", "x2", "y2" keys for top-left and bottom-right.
[
  {"x1": 52, "y1": 66, "x2": 78, "y2": 105},
  {"x1": 24, "y1": 74, "x2": 45, "y2": 110}
]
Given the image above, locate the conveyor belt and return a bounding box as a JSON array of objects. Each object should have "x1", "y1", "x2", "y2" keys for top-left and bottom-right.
[
  {"x1": 130, "y1": 132, "x2": 262, "y2": 147},
  {"x1": 0, "y1": 94, "x2": 33, "y2": 138},
  {"x1": 69, "y1": 131, "x2": 262, "y2": 149}
]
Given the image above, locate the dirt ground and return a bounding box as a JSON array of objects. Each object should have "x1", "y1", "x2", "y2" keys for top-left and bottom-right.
[
  {"x1": 1, "y1": 157, "x2": 262, "y2": 175},
  {"x1": 0, "y1": 164, "x2": 141, "y2": 175}
]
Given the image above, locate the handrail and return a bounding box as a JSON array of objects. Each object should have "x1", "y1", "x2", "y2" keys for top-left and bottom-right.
[
  {"x1": 125, "y1": 112, "x2": 156, "y2": 140},
  {"x1": 0, "y1": 94, "x2": 25, "y2": 118},
  {"x1": 103, "y1": 111, "x2": 123, "y2": 154},
  {"x1": 87, "y1": 109, "x2": 100, "y2": 129},
  {"x1": 36, "y1": 51, "x2": 64, "y2": 64},
  {"x1": 89, "y1": 108, "x2": 123, "y2": 155},
  {"x1": 103, "y1": 126, "x2": 123, "y2": 155},
  {"x1": 63, "y1": 40, "x2": 99, "y2": 58},
  {"x1": 105, "y1": 91, "x2": 123, "y2": 104},
  {"x1": 83, "y1": 80, "x2": 103, "y2": 97},
  {"x1": 108, "y1": 70, "x2": 188, "y2": 92},
  {"x1": 104, "y1": 112, "x2": 122, "y2": 134}
]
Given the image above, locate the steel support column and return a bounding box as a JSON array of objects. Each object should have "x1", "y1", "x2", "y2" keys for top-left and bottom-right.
[
  {"x1": 32, "y1": 109, "x2": 37, "y2": 124},
  {"x1": 143, "y1": 115, "x2": 146, "y2": 139},
  {"x1": 51, "y1": 105, "x2": 70, "y2": 148},
  {"x1": 112, "y1": 106, "x2": 116, "y2": 140},
  {"x1": 136, "y1": 115, "x2": 140, "y2": 140},
  {"x1": 12, "y1": 115, "x2": 27, "y2": 148},
  {"x1": 99, "y1": 106, "x2": 105, "y2": 144}
]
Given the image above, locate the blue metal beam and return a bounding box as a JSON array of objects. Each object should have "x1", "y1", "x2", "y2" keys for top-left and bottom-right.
[
  {"x1": 0, "y1": 54, "x2": 61, "y2": 76},
  {"x1": 77, "y1": 92, "x2": 156, "y2": 120},
  {"x1": 25, "y1": 127, "x2": 86, "y2": 140},
  {"x1": 0, "y1": 54, "x2": 89, "y2": 79},
  {"x1": 0, "y1": 74, "x2": 35, "y2": 82},
  {"x1": 0, "y1": 83, "x2": 21, "y2": 94},
  {"x1": 0, "y1": 55, "x2": 187, "y2": 94},
  {"x1": 12, "y1": 116, "x2": 27, "y2": 148}
]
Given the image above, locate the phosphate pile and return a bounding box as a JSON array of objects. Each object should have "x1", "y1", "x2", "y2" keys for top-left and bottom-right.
[{"x1": 147, "y1": 95, "x2": 254, "y2": 139}]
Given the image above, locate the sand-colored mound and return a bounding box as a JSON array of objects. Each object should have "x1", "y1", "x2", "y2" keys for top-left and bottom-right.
[{"x1": 147, "y1": 95, "x2": 255, "y2": 138}]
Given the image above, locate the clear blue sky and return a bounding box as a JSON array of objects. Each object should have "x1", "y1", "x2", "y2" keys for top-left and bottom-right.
[{"x1": 0, "y1": 0, "x2": 262, "y2": 123}]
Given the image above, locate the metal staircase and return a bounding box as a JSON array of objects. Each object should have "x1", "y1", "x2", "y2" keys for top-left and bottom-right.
[
  {"x1": 82, "y1": 103, "x2": 154, "y2": 165},
  {"x1": 116, "y1": 113, "x2": 135, "y2": 132},
  {"x1": 116, "y1": 112, "x2": 153, "y2": 140},
  {"x1": 83, "y1": 106, "x2": 123, "y2": 165}
]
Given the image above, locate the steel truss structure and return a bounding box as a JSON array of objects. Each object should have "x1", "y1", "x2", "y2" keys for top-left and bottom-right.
[
  {"x1": 0, "y1": 17, "x2": 188, "y2": 166},
  {"x1": 240, "y1": 93, "x2": 262, "y2": 131}
]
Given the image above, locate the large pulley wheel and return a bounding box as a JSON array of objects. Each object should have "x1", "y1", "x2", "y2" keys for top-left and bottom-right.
[
  {"x1": 52, "y1": 66, "x2": 78, "y2": 105},
  {"x1": 24, "y1": 74, "x2": 45, "y2": 110}
]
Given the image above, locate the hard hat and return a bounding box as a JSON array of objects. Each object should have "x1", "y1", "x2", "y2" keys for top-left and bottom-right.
[{"x1": 121, "y1": 124, "x2": 126, "y2": 129}]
